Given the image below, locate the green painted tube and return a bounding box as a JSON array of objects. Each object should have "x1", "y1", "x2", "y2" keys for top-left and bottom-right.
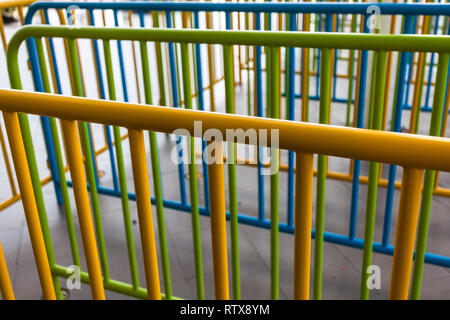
[
  {"x1": 368, "y1": 53, "x2": 378, "y2": 129},
  {"x1": 103, "y1": 40, "x2": 140, "y2": 290},
  {"x1": 180, "y1": 42, "x2": 205, "y2": 300},
  {"x1": 52, "y1": 264, "x2": 182, "y2": 300},
  {"x1": 345, "y1": 16, "x2": 357, "y2": 127},
  {"x1": 360, "y1": 51, "x2": 387, "y2": 300},
  {"x1": 139, "y1": 40, "x2": 173, "y2": 298},
  {"x1": 15, "y1": 38, "x2": 63, "y2": 298},
  {"x1": 314, "y1": 47, "x2": 332, "y2": 300},
  {"x1": 67, "y1": 38, "x2": 110, "y2": 283},
  {"x1": 411, "y1": 53, "x2": 450, "y2": 300},
  {"x1": 269, "y1": 46, "x2": 280, "y2": 300},
  {"x1": 223, "y1": 44, "x2": 241, "y2": 300},
  {"x1": 152, "y1": 12, "x2": 167, "y2": 106},
  {"x1": 34, "y1": 37, "x2": 81, "y2": 268}
]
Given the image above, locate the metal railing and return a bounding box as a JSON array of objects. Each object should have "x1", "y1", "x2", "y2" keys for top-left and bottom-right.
[{"x1": 3, "y1": 26, "x2": 450, "y2": 300}]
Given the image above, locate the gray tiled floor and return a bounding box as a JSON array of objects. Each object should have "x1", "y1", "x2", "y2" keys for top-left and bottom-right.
[{"x1": 1, "y1": 10, "x2": 450, "y2": 300}]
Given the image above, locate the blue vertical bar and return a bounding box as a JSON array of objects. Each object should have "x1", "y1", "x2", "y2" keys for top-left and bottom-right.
[
  {"x1": 25, "y1": 10, "x2": 63, "y2": 204},
  {"x1": 256, "y1": 12, "x2": 264, "y2": 222},
  {"x1": 67, "y1": 9, "x2": 100, "y2": 187},
  {"x1": 332, "y1": 14, "x2": 339, "y2": 101},
  {"x1": 287, "y1": 13, "x2": 296, "y2": 228},
  {"x1": 194, "y1": 11, "x2": 210, "y2": 213},
  {"x1": 89, "y1": 9, "x2": 120, "y2": 193},
  {"x1": 348, "y1": 15, "x2": 370, "y2": 241},
  {"x1": 423, "y1": 15, "x2": 440, "y2": 111},
  {"x1": 381, "y1": 15, "x2": 413, "y2": 247},
  {"x1": 165, "y1": 11, "x2": 188, "y2": 206}
]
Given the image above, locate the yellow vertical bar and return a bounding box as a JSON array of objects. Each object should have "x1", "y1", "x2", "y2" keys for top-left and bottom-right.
[
  {"x1": 293, "y1": 153, "x2": 314, "y2": 300},
  {"x1": 0, "y1": 241, "x2": 14, "y2": 300},
  {"x1": 207, "y1": 141, "x2": 230, "y2": 300},
  {"x1": 128, "y1": 129, "x2": 161, "y2": 300},
  {"x1": 59, "y1": 119, "x2": 105, "y2": 300},
  {"x1": 0, "y1": 14, "x2": 7, "y2": 53},
  {"x1": 389, "y1": 168, "x2": 424, "y2": 300},
  {"x1": 2, "y1": 111, "x2": 56, "y2": 300},
  {"x1": 0, "y1": 122, "x2": 17, "y2": 196}
]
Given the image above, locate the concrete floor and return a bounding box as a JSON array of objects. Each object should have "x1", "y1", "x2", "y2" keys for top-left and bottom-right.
[{"x1": 1, "y1": 10, "x2": 450, "y2": 300}]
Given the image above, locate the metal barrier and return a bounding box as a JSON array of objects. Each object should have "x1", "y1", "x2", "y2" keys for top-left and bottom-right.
[
  {"x1": 1, "y1": 87, "x2": 450, "y2": 300},
  {"x1": 22, "y1": 2, "x2": 450, "y2": 230},
  {"x1": 4, "y1": 26, "x2": 450, "y2": 300}
]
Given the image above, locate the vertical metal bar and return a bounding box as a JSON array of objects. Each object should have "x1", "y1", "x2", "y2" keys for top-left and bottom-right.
[
  {"x1": 180, "y1": 41, "x2": 205, "y2": 300},
  {"x1": 67, "y1": 38, "x2": 110, "y2": 282},
  {"x1": 87, "y1": 9, "x2": 119, "y2": 193},
  {"x1": 34, "y1": 36, "x2": 81, "y2": 267},
  {"x1": 103, "y1": 39, "x2": 140, "y2": 290},
  {"x1": 293, "y1": 153, "x2": 314, "y2": 300},
  {"x1": 410, "y1": 52, "x2": 450, "y2": 300},
  {"x1": 139, "y1": 37, "x2": 173, "y2": 299},
  {"x1": 59, "y1": 117, "x2": 105, "y2": 300},
  {"x1": 206, "y1": 141, "x2": 229, "y2": 300},
  {"x1": 314, "y1": 47, "x2": 331, "y2": 300},
  {"x1": 389, "y1": 168, "x2": 424, "y2": 300},
  {"x1": 286, "y1": 13, "x2": 296, "y2": 229},
  {"x1": 382, "y1": 15, "x2": 413, "y2": 247},
  {"x1": 2, "y1": 110, "x2": 56, "y2": 300},
  {"x1": 164, "y1": 11, "x2": 188, "y2": 206},
  {"x1": 194, "y1": 11, "x2": 211, "y2": 214},
  {"x1": 223, "y1": 44, "x2": 240, "y2": 300},
  {"x1": 360, "y1": 50, "x2": 387, "y2": 300},
  {"x1": 0, "y1": 241, "x2": 14, "y2": 300},
  {"x1": 128, "y1": 129, "x2": 162, "y2": 300},
  {"x1": 269, "y1": 46, "x2": 280, "y2": 300}
]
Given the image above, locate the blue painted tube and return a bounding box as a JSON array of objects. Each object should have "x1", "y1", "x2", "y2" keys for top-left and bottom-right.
[
  {"x1": 61, "y1": 181, "x2": 450, "y2": 269},
  {"x1": 402, "y1": 15, "x2": 418, "y2": 116},
  {"x1": 163, "y1": 11, "x2": 188, "y2": 207},
  {"x1": 24, "y1": 2, "x2": 450, "y2": 22},
  {"x1": 287, "y1": 13, "x2": 296, "y2": 228},
  {"x1": 423, "y1": 15, "x2": 441, "y2": 111},
  {"x1": 88, "y1": 9, "x2": 120, "y2": 193},
  {"x1": 194, "y1": 11, "x2": 210, "y2": 213},
  {"x1": 348, "y1": 15, "x2": 370, "y2": 241},
  {"x1": 255, "y1": 12, "x2": 264, "y2": 222},
  {"x1": 381, "y1": 15, "x2": 413, "y2": 247},
  {"x1": 332, "y1": 14, "x2": 339, "y2": 101},
  {"x1": 24, "y1": 34, "x2": 64, "y2": 205}
]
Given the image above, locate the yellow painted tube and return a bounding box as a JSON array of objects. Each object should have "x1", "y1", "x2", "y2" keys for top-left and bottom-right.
[
  {"x1": 128, "y1": 129, "x2": 161, "y2": 300},
  {"x1": 293, "y1": 153, "x2": 314, "y2": 300},
  {"x1": 0, "y1": 241, "x2": 14, "y2": 300},
  {"x1": 0, "y1": 15, "x2": 7, "y2": 53},
  {"x1": 206, "y1": 141, "x2": 230, "y2": 300},
  {"x1": 59, "y1": 119, "x2": 105, "y2": 300},
  {"x1": 389, "y1": 168, "x2": 424, "y2": 300},
  {"x1": 0, "y1": 123, "x2": 17, "y2": 196},
  {"x1": 2, "y1": 111, "x2": 56, "y2": 300}
]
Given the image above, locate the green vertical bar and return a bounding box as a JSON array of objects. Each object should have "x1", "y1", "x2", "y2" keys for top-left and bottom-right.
[
  {"x1": 223, "y1": 44, "x2": 240, "y2": 300},
  {"x1": 140, "y1": 40, "x2": 173, "y2": 299},
  {"x1": 269, "y1": 46, "x2": 280, "y2": 300},
  {"x1": 103, "y1": 39, "x2": 140, "y2": 290},
  {"x1": 314, "y1": 47, "x2": 332, "y2": 300},
  {"x1": 180, "y1": 42, "x2": 205, "y2": 300},
  {"x1": 152, "y1": 12, "x2": 167, "y2": 106},
  {"x1": 411, "y1": 53, "x2": 450, "y2": 300},
  {"x1": 360, "y1": 51, "x2": 387, "y2": 300},
  {"x1": 345, "y1": 15, "x2": 357, "y2": 127},
  {"x1": 24, "y1": 37, "x2": 63, "y2": 299},
  {"x1": 35, "y1": 37, "x2": 81, "y2": 268},
  {"x1": 67, "y1": 38, "x2": 110, "y2": 283}
]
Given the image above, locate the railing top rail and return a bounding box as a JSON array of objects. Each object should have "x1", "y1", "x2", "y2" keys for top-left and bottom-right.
[
  {"x1": 7, "y1": 26, "x2": 450, "y2": 55},
  {"x1": 1, "y1": 89, "x2": 449, "y2": 172},
  {"x1": 24, "y1": 1, "x2": 450, "y2": 24},
  {"x1": 0, "y1": 0, "x2": 34, "y2": 11}
]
